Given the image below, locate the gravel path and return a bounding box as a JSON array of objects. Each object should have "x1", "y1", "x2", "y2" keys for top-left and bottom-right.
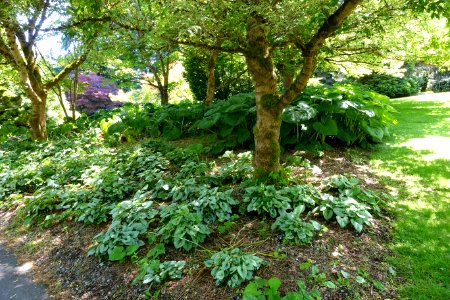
[{"x1": 0, "y1": 242, "x2": 50, "y2": 300}]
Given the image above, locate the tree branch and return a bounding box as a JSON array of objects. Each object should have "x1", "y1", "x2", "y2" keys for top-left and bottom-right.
[
  {"x1": 280, "y1": 0, "x2": 363, "y2": 107},
  {"x1": 44, "y1": 34, "x2": 98, "y2": 89}
]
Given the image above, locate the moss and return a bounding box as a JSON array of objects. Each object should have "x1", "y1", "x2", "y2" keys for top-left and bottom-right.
[
  {"x1": 253, "y1": 167, "x2": 288, "y2": 186},
  {"x1": 261, "y1": 93, "x2": 280, "y2": 109}
]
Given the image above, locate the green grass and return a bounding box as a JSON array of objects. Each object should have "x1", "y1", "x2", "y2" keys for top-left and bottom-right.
[{"x1": 369, "y1": 93, "x2": 450, "y2": 299}]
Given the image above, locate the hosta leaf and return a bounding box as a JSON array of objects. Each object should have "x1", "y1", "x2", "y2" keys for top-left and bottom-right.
[
  {"x1": 282, "y1": 103, "x2": 316, "y2": 124},
  {"x1": 336, "y1": 216, "x2": 349, "y2": 228},
  {"x1": 108, "y1": 246, "x2": 126, "y2": 261},
  {"x1": 222, "y1": 112, "x2": 246, "y2": 126},
  {"x1": 351, "y1": 220, "x2": 363, "y2": 232},
  {"x1": 355, "y1": 276, "x2": 366, "y2": 284},
  {"x1": 323, "y1": 281, "x2": 336, "y2": 289},
  {"x1": 196, "y1": 114, "x2": 221, "y2": 129},
  {"x1": 323, "y1": 208, "x2": 334, "y2": 220},
  {"x1": 337, "y1": 128, "x2": 357, "y2": 143},
  {"x1": 313, "y1": 117, "x2": 338, "y2": 136},
  {"x1": 219, "y1": 125, "x2": 235, "y2": 138},
  {"x1": 362, "y1": 124, "x2": 384, "y2": 142}
]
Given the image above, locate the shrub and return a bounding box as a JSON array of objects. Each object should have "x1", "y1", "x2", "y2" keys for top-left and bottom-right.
[
  {"x1": 193, "y1": 92, "x2": 256, "y2": 153},
  {"x1": 243, "y1": 184, "x2": 292, "y2": 218},
  {"x1": 66, "y1": 72, "x2": 123, "y2": 115},
  {"x1": 88, "y1": 191, "x2": 159, "y2": 261},
  {"x1": 357, "y1": 73, "x2": 419, "y2": 98},
  {"x1": 86, "y1": 82, "x2": 396, "y2": 150},
  {"x1": 431, "y1": 77, "x2": 450, "y2": 92},
  {"x1": 312, "y1": 175, "x2": 384, "y2": 232}
]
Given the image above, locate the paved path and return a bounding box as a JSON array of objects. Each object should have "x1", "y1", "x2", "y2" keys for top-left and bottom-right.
[{"x1": 0, "y1": 242, "x2": 50, "y2": 300}]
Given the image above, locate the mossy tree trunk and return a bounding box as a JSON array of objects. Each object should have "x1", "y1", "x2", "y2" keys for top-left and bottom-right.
[
  {"x1": 30, "y1": 93, "x2": 48, "y2": 140},
  {"x1": 243, "y1": 0, "x2": 363, "y2": 179},
  {"x1": 245, "y1": 15, "x2": 283, "y2": 178},
  {"x1": 205, "y1": 49, "x2": 219, "y2": 106}
]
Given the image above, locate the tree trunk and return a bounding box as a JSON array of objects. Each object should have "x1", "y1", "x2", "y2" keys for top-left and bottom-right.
[
  {"x1": 205, "y1": 49, "x2": 219, "y2": 106},
  {"x1": 29, "y1": 93, "x2": 48, "y2": 140},
  {"x1": 160, "y1": 87, "x2": 169, "y2": 105},
  {"x1": 245, "y1": 14, "x2": 284, "y2": 179}
]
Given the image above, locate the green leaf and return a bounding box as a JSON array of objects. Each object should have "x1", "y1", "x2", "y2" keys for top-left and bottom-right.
[
  {"x1": 355, "y1": 276, "x2": 366, "y2": 284},
  {"x1": 299, "y1": 260, "x2": 312, "y2": 270},
  {"x1": 243, "y1": 282, "x2": 263, "y2": 298},
  {"x1": 336, "y1": 216, "x2": 349, "y2": 228},
  {"x1": 340, "y1": 270, "x2": 350, "y2": 279},
  {"x1": 196, "y1": 114, "x2": 221, "y2": 129},
  {"x1": 108, "y1": 246, "x2": 126, "y2": 261},
  {"x1": 373, "y1": 280, "x2": 385, "y2": 291},
  {"x1": 312, "y1": 117, "x2": 338, "y2": 136},
  {"x1": 162, "y1": 124, "x2": 182, "y2": 140},
  {"x1": 268, "y1": 277, "x2": 282, "y2": 291},
  {"x1": 219, "y1": 125, "x2": 234, "y2": 138},
  {"x1": 322, "y1": 281, "x2": 336, "y2": 289},
  {"x1": 323, "y1": 208, "x2": 334, "y2": 220},
  {"x1": 362, "y1": 124, "x2": 384, "y2": 142},
  {"x1": 125, "y1": 244, "x2": 140, "y2": 255},
  {"x1": 351, "y1": 220, "x2": 363, "y2": 232}
]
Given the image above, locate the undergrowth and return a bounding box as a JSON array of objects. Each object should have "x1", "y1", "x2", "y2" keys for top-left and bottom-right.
[
  {"x1": 0, "y1": 128, "x2": 388, "y2": 294},
  {"x1": 63, "y1": 83, "x2": 396, "y2": 153}
]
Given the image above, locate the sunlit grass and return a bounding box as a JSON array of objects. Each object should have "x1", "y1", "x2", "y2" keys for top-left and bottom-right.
[{"x1": 369, "y1": 93, "x2": 450, "y2": 299}]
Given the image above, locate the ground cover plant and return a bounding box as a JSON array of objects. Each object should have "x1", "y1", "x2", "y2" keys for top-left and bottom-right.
[{"x1": 0, "y1": 115, "x2": 395, "y2": 298}]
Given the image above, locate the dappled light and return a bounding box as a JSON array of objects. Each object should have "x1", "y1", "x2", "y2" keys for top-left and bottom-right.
[
  {"x1": 370, "y1": 94, "x2": 450, "y2": 298},
  {"x1": 2, "y1": 0, "x2": 450, "y2": 299}
]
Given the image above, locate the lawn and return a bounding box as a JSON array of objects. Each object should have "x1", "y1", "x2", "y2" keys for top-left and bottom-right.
[{"x1": 369, "y1": 92, "x2": 450, "y2": 299}]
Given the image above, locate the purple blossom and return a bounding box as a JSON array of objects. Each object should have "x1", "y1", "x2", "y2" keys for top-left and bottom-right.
[{"x1": 66, "y1": 72, "x2": 123, "y2": 115}]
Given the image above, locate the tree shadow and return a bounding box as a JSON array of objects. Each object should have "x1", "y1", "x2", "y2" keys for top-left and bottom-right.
[{"x1": 370, "y1": 94, "x2": 450, "y2": 298}]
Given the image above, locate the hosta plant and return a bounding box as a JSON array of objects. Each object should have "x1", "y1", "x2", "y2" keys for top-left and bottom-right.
[
  {"x1": 88, "y1": 191, "x2": 158, "y2": 260},
  {"x1": 205, "y1": 248, "x2": 265, "y2": 287},
  {"x1": 157, "y1": 203, "x2": 211, "y2": 251},
  {"x1": 272, "y1": 205, "x2": 322, "y2": 245}
]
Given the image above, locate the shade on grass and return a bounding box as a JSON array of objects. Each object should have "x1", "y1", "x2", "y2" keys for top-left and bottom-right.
[{"x1": 369, "y1": 92, "x2": 450, "y2": 299}]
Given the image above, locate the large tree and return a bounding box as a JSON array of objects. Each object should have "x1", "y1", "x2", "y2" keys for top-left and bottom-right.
[
  {"x1": 0, "y1": 0, "x2": 99, "y2": 140},
  {"x1": 152, "y1": 0, "x2": 368, "y2": 178}
]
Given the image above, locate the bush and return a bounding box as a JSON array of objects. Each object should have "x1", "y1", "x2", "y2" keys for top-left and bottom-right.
[
  {"x1": 431, "y1": 77, "x2": 450, "y2": 92},
  {"x1": 357, "y1": 73, "x2": 419, "y2": 98}
]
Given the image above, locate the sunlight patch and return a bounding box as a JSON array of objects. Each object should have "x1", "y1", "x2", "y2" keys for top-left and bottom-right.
[{"x1": 399, "y1": 136, "x2": 450, "y2": 160}]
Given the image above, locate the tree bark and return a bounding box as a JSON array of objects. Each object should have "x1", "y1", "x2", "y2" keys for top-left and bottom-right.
[
  {"x1": 30, "y1": 94, "x2": 48, "y2": 140},
  {"x1": 160, "y1": 86, "x2": 169, "y2": 105},
  {"x1": 205, "y1": 49, "x2": 219, "y2": 106},
  {"x1": 245, "y1": 14, "x2": 283, "y2": 179}
]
